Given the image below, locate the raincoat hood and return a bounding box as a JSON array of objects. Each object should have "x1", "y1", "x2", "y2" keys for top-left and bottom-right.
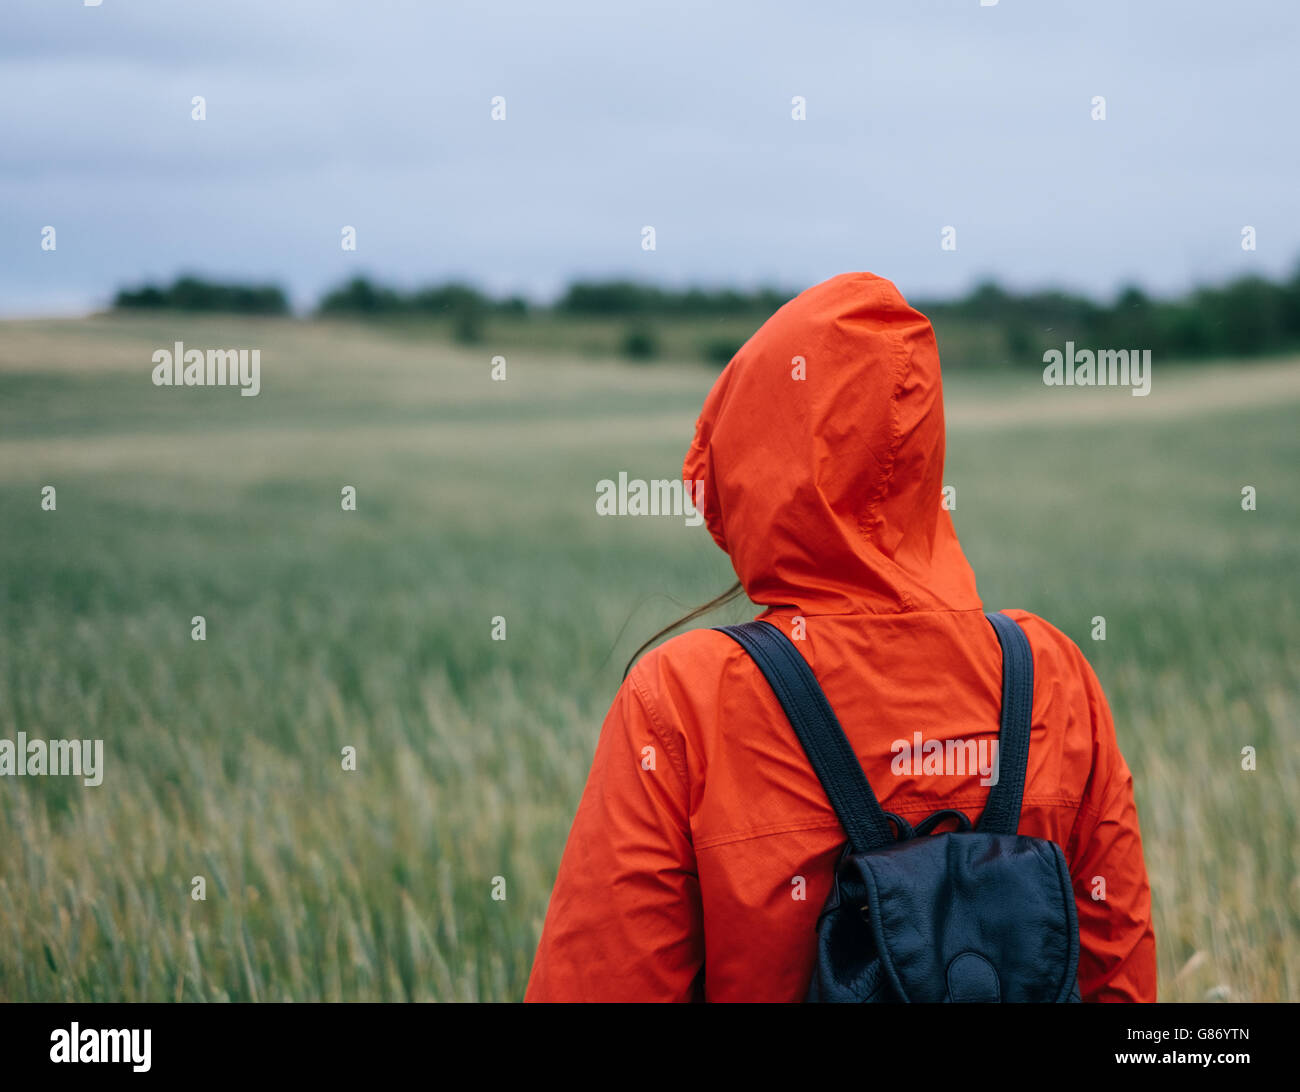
[{"x1": 683, "y1": 272, "x2": 981, "y2": 615}]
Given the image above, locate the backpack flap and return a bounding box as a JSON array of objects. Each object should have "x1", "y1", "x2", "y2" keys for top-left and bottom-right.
[{"x1": 848, "y1": 831, "x2": 1081, "y2": 1003}]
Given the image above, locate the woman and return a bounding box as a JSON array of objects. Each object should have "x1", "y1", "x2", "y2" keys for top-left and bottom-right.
[{"x1": 525, "y1": 273, "x2": 1156, "y2": 1002}]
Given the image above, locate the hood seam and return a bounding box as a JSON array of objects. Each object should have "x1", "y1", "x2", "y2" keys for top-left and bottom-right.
[{"x1": 854, "y1": 327, "x2": 914, "y2": 611}]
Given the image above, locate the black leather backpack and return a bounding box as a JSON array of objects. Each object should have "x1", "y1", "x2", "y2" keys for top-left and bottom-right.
[{"x1": 716, "y1": 611, "x2": 1081, "y2": 1003}]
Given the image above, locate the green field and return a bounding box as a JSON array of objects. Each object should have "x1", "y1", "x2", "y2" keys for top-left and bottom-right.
[{"x1": 0, "y1": 313, "x2": 1297, "y2": 1001}]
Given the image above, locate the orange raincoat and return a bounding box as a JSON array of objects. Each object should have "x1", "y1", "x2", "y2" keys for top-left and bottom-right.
[{"x1": 526, "y1": 273, "x2": 1156, "y2": 1002}]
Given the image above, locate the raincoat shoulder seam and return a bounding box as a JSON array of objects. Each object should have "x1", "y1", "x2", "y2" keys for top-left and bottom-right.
[
  {"x1": 694, "y1": 796, "x2": 1083, "y2": 851},
  {"x1": 626, "y1": 664, "x2": 691, "y2": 792}
]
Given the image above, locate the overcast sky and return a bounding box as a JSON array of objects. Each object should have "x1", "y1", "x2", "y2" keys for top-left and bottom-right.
[{"x1": 1, "y1": 0, "x2": 1296, "y2": 315}]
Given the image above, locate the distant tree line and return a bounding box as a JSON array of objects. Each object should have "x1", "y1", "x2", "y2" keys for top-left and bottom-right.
[
  {"x1": 112, "y1": 263, "x2": 1300, "y2": 365},
  {"x1": 114, "y1": 275, "x2": 289, "y2": 316},
  {"x1": 316, "y1": 278, "x2": 529, "y2": 318},
  {"x1": 554, "y1": 281, "x2": 792, "y2": 317},
  {"x1": 919, "y1": 271, "x2": 1300, "y2": 364}
]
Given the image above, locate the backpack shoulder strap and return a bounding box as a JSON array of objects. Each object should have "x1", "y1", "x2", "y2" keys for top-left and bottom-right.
[
  {"x1": 978, "y1": 611, "x2": 1034, "y2": 835},
  {"x1": 715, "y1": 621, "x2": 894, "y2": 854}
]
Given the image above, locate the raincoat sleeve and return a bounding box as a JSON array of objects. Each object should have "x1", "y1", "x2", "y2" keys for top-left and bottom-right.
[
  {"x1": 1067, "y1": 655, "x2": 1158, "y2": 1002},
  {"x1": 524, "y1": 664, "x2": 705, "y2": 1002}
]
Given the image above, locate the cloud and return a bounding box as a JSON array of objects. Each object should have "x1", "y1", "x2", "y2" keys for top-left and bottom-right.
[{"x1": 2, "y1": 0, "x2": 1297, "y2": 315}]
